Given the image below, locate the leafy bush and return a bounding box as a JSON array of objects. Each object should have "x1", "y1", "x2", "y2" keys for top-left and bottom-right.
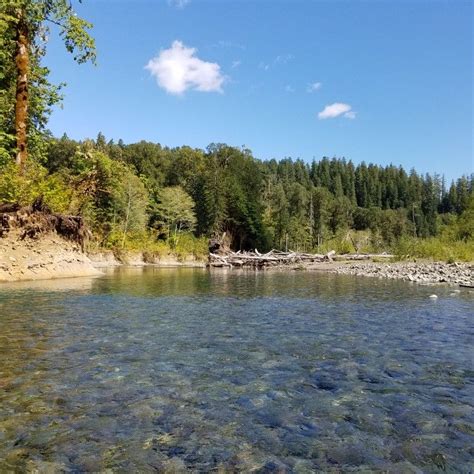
[
  {"x1": 0, "y1": 161, "x2": 71, "y2": 212},
  {"x1": 174, "y1": 233, "x2": 208, "y2": 260},
  {"x1": 393, "y1": 236, "x2": 474, "y2": 262}
]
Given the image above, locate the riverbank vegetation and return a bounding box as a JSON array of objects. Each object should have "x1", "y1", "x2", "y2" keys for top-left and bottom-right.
[
  {"x1": 0, "y1": 2, "x2": 472, "y2": 262},
  {"x1": 0, "y1": 135, "x2": 472, "y2": 261}
]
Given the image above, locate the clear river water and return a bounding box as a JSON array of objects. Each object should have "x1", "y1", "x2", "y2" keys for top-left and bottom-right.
[{"x1": 0, "y1": 267, "x2": 473, "y2": 472}]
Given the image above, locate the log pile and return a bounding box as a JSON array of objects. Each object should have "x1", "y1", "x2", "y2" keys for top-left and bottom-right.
[
  {"x1": 209, "y1": 249, "x2": 335, "y2": 268},
  {"x1": 333, "y1": 253, "x2": 394, "y2": 261},
  {"x1": 209, "y1": 249, "x2": 396, "y2": 268}
]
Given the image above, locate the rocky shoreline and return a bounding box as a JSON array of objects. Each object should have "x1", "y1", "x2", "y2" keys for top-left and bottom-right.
[{"x1": 329, "y1": 261, "x2": 473, "y2": 286}]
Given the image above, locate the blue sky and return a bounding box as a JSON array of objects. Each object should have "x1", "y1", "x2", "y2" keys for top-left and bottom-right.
[{"x1": 45, "y1": 0, "x2": 473, "y2": 181}]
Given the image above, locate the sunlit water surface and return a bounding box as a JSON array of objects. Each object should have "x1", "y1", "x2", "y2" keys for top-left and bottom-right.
[{"x1": 0, "y1": 268, "x2": 473, "y2": 472}]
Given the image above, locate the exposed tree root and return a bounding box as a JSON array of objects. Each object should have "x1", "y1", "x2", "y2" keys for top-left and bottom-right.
[{"x1": 0, "y1": 197, "x2": 90, "y2": 250}]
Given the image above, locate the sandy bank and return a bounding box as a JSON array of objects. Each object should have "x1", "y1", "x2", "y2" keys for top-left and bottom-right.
[
  {"x1": 0, "y1": 242, "x2": 206, "y2": 282},
  {"x1": 87, "y1": 250, "x2": 206, "y2": 268},
  {"x1": 0, "y1": 230, "x2": 102, "y2": 282}
]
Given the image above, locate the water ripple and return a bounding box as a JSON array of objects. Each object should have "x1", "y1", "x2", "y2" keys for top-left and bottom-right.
[{"x1": 0, "y1": 267, "x2": 473, "y2": 472}]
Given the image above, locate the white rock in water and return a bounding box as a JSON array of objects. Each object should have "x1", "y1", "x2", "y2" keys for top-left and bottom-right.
[{"x1": 429, "y1": 294, "x2": 438, "y2": 299}]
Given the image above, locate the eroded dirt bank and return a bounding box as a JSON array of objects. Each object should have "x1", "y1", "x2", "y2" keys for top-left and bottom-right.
[
  {"x1": 0, "y1": 202, "x2": 101, "y2": 282},
  {"x1": 0, "y1": 230, "x2": 102, "y2": 282}
]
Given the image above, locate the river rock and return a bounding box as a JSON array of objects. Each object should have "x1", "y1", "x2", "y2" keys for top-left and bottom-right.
[{"x1": 333, "y1": 261, "x2": 473, "y2": 286}]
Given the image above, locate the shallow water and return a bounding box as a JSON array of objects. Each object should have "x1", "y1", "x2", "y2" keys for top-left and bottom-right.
[{"x1": 0, "y1": 268, "x2": 473, "y2": 472}]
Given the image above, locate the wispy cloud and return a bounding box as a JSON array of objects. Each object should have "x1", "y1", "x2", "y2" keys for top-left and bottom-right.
[
  {"x1": 318, "y1": 102, "x2": 356, "y2": 119},
  {"x1": 285, "y1": 85, "x2": 295, "y2": 93},
  {"x1": 167, "y1": 0, "x2": 191, "y2": 8},
  {"x1": 307, "y1": 82, "x2": 322, "y2": 93},
  {"x1": 274, "y1": 54, "x2": 294, "y2": 65},
  {"x1": 215, "y1": 40, "x2": 246, "y2": 50},
  {"x1": 145, "y1": 40, "x2": 225, "y2": 95},
  {"x1": 231, "y1": 60, "x2": 241, "y2": 69},
  {"x1": 259, "y1": 54, "x2": 294, "y2": 72}
]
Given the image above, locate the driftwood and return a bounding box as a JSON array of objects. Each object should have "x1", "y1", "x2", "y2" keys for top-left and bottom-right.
[
  {"x1": 333, "y1": 253, "x2": 395, "y2": 261},
  {"x1": 209, "y1": 249, "x2": 396, "y2": 268},
  {"x1": 209, "y1": 249, "x2": 335, "y2": 268}
]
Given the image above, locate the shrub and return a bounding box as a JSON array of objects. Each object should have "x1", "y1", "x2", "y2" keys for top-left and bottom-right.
[{"x1": 0, "y1": 161, "x2": 71, "y2": 212}]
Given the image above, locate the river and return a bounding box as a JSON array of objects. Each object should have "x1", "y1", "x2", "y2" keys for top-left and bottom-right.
[{"x1": 0, "y1": 267, "x2": 473, "y2": 472}]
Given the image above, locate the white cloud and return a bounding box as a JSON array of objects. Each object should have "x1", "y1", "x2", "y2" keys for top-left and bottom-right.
[
  {"x1": 318, "y1": 102, "x2": 356, "y2": 120},
  {"x1": 231, "y1": 60, "x2": 241, "y2": 69},
  {"x1": 307, "y1": 82, "x2": 322, "y2": 93},
  {"x1": 145, "y1": 40, "x2": 225, "y2": 95},
  {"x1": 285, "y1": 85, "x2": 295, "y2": 93},
  {"x1": 168, "y1": 0, "x2": 190, "y2": 8}
]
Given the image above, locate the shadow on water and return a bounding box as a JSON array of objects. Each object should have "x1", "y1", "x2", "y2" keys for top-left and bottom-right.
[{"x1": 0, "y1": 268, "x2": 473, "y2": 471}]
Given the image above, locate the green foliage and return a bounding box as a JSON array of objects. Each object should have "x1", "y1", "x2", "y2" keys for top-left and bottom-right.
[
  {"x1": 0, "y1": 160, "x2": 71, "y2": 211},
  {"x1": 0, "y1": 0, "x2": 95, "y2": 161},
  {"x1": 2, "y1": 127, "x2": 472, "y2": 262},
  {"x1": 107, "y1": 231, "x2": 208, "y2": 262},
  {"x1": 394, "y1": 236, "x2": 474, "y2": 263},
  {"x1": 110, "y1": 171, "x2": 149, "y2": 248},
  {"x1": 392, "y1": 200, "x2": 474, "y2": 262},
  {"x1": 173, "y1": 233, "x2": 209, "y2": 260},
  {"x1": 0, "y1": 131, "x2": 15, "y2": 165},
  {"x1": 456, "y1": 195, "x2": 474, "y2": 241},
  {"x1": 58, "y1": 150, "x2": 149, "y2": 246},
  {"x1": 41, "y1": 137, "x2": 473, "y2": 260},
  {"x1": 151, "y1": 185, "x2": 197, "y2": 241}
]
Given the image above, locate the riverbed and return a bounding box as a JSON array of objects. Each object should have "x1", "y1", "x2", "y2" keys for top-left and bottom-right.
[{"x1": 0, "y1": 267, "x2": 473, "y2": 472}]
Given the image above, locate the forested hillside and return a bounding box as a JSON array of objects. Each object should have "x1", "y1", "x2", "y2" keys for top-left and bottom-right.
[{"x1": 1, "y1": 133, "x2": 472, "y2": 260}]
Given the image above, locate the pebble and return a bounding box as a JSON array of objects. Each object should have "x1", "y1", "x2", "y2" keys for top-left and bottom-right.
[{"x1": 334, "y1": 262, "x2": 473, "y2": 286}]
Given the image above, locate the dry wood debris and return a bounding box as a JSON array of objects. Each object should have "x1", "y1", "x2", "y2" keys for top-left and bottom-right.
[
  {"x1": 209, "y1": 249, "x2": 319, "y2": 268},
  {"x1": 209, "y1": 249, "x2": 395, "y2": 268}
]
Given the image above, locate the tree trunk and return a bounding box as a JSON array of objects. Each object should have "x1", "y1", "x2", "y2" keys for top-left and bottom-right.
[{"x1": 15, "y1": 12, "x2": 29, "y2": 171}]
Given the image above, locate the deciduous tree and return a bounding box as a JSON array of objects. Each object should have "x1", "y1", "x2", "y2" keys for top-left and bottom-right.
[{"x1": 0, "y1": 0, "x2": 95, "y2": 170}]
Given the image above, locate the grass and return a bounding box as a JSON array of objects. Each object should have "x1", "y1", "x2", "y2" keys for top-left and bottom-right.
[
  {"x1": 311, "y1": 230, "x2": 474, "y2": 263},
  {"x1": 98, "y1": 231, "x2": 209, "y2": 262},
  {"x1": 393, "y1": 236, "x2": 474, "y2": 263}
]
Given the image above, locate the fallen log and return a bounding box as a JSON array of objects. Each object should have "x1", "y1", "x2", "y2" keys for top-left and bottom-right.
[
  {"x1": 333, "y1": 253, "x2": 395, "y2": 261},
  {"x1": 208, "y1": 249, "x2": 334, "y2": 268},
  {"x1": 208, "y1": 249, "x2": 399, "y2": 268}
]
